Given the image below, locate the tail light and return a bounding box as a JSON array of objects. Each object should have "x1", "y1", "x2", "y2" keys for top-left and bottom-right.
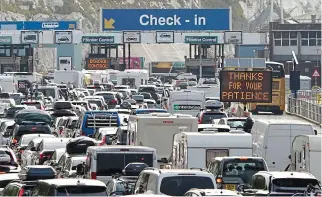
[
  {"x1": 91, "y1": 172, "x2": 97, "y2": 179},
  {"x1": 18, "y1": 188, "x2": 25, "y2": 197},
  {"x1": 99, "y1": 136, "x2": 106, "y2": 146},
  {"x1": 110, "y1": 99, "x2": 117, "y2": 104},
  {"x1": 12, "y1": 138, "x2": 17, "y2": 144},
  {"x1": 216, "y1": 178, "x2": 223, "y2": 184},
  {"x1": 39, "y1": 154, "x2": 44, "y2": 159},
  {"x1": 59, "y1": 128, "x2": 63, "y2": 135},
  {"x1": 198, "y1": 114, "x2": 204, "y2": 124}
]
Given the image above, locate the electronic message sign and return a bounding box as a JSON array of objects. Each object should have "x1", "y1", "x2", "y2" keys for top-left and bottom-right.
[
  {"x1": 85, "y1": 58, "x2": 110, "y2": 70},
  {"x1": 220, "y1": 70, "x2": 272, "y2": 103}
]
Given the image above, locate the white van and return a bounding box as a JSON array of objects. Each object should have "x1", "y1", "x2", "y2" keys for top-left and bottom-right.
[
  {"x1": 168, "y1": 90, "x2": 205, "y2": 116},
  {"x1": 84, "y1": 146, "x2": 157, "y2": 183},
  {"x1": 127, "y1": 113, "x2": 198, "y2": 163},
  {"x1": 37, "y1": 86, "x2": 61, "y2": 101},
  {"x1": 251, "y1": 119, "x2": 315, "y2": 171},
  {"x1": 171, "y1": 130, "x2": 253, "y2": 169},
  {"x1": 291, "y1": 135, "x2": 321, "y2": 182}
]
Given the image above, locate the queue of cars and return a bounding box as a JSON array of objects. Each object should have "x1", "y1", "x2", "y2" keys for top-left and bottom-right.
[{"x1": 0, "y1": 77, "x2": 318, "y2": 197}]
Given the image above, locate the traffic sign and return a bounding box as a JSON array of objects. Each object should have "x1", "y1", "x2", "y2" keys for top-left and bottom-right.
[
  {"x1": 184, "y1": 36, "x2": 218, "y2": 44},
  {"x1": 82, "y1": 36, "x2": 115, "y2": 44},
  {"x1": 0, "y1": 21, "x2": 77, "y2": 30},
  {"x1": 312, "y1": 69, "x2": 320, "y2": 77},
  {"x1": 100, "y1": 9, "x2": 230, "y2": 31}
]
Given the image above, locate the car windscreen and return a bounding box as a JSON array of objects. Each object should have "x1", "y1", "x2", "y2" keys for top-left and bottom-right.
[
  {"x1": 72, "y1": 102, "x2": 89, "y2": 110},
  {"x1": 95, "y1": 93, "x2": 114, "y2": 100},
  {"x1": 272, "y1": 178, "x2": 320, "y2": 191},
  {"x1": 132, "y1": 95, "x2": 144, "y2": 102},
  {"x1": 54, "y1": 102, "x2": 72, "y2": 109},
  {"x1": 160, "y1": 176, "x2": 215, "y2": 196},
  {"x1": 96, "y1": 153, "x2": 153, "y2": 176},
  {"x1": 22, "y1": 103, "x2": 41, "y2": 109},
  {"x1": 201, "y1": 113, "x2": 227, "y2": 124},
  {"x1": 227, "y1": 119, "x2": 246, "y2": 128},
  {"x1": 138, "y1": 87, "x2": 155, "y2": 93},
  {"x1": 222, "y1": 159, "x2": 266, "y2": 185},
  {"x1": 56, "y1": 186, "x2": 107, "y2": 196},
  {"x1": 88, "y1": 100, "x2": 103, "y2": 107}
]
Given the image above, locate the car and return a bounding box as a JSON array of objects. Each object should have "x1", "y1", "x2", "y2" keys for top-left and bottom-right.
[
  {"x1": 30, "y1": 138, "x2": 70, "y2": 165},
  {"x1": 160, "y1": 33, "x2": 171, "y2": 38},
  {"x1": 4, "y1": 105, "x2": 27, "y2": 119},
  {"x1": 126, "y1": 37, "x2": 137, "y2": 41},
  {"x1": 20, "y1": 101, "x2": 45, "y2": 110},
  {"x1": 133, "y1": 168, "x2": 216, "y2": 196},
  {"x1": 0, "y1": 145, "x2": 21, "y2": 173},
  {"x1": 58, "y1": 36, "x2": 70, "y2": 42},
  {"x1": 238, "y1": 171, "x2": 321, "y2": 196},
  {"x1": 43, "y1": 148, "x2": 66, "y2": 168},
  {"x1": 56, "y1": 156, "x2": 86, "y2": 178},
  {"x1": 0, "y1": 173, "x2": 19, "y2": 189},
  {"x1": 30, "y1": 179, "x2": 108, "y2": 196},
  {"x1": 106, "y1": 175, "x2": 137, "y2": 196}
]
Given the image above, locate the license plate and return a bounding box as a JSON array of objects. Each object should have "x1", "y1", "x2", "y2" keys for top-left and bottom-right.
[{"x1": 225, "y1": 184, "x2": 236, "y2": 190}]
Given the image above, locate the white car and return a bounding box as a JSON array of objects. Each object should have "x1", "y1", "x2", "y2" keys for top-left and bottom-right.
[{"x1": 21, "y1": 137, "x2": 50, "y2": 167}]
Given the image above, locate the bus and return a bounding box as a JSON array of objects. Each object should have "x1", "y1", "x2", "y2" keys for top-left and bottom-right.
[{"x1": 249, "y1": 61, "x2": 285, "y2": 115}]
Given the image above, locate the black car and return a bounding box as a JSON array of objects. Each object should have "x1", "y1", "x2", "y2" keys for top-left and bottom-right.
[{"x1": 58, "y1": 36, "x2": 69, "y2": 42}]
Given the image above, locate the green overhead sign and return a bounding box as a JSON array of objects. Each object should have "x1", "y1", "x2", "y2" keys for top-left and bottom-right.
[
  {"x1": 82, "y1": 36, "x2": 114, "y2": 44},
  {"x1": 0, "y1": 36, "x2": 12, "y2": 44},
  {"x1": 184, "y1": 36, "x2": 218, "y2": 44}
]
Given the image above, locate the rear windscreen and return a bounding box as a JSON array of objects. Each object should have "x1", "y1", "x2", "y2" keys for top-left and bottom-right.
[
  {"x1": 96, "y1": 153, "x2": 153, "y2": 176},
  {"x1": 23, "y1": 103, "x2": 41, "y2": 109},
  {"x1": 16, "y1": 129, "x2": 51, "y2": 141},
  {"x1": 201, "y1": 113, "x2": 227, "y2": 124},
  {"x1": 56, "y1": 186, "x2": 107, "y2": 196}
]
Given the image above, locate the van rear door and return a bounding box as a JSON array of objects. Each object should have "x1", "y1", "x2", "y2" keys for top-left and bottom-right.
[{"x1": 265, "y1": 124, "x2": 291, "y2": 171}]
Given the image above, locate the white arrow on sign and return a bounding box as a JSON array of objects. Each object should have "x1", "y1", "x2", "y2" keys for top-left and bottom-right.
[{"x1": 312, "y1": 69, "x2": 320, "y2": 77}]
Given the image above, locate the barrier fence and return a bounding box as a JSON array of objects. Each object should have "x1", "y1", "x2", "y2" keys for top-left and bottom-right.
[{"x1": 287, "y1": 94, "x2": 322, "y2": 125}]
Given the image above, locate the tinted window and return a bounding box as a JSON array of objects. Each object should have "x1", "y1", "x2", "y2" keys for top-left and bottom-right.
[
  {"x1": 54, "y1": 102, "x2": 72, "y2": 110},
  {"x1": 138, "y1": 87, "x2": 155, "y2": 93},
  {"x1": 95, "y1": 93, "x2": 114, "y2": 100},
  {"x1": 56, "y1": 186, "x2": 107, "y2": 196},
  {"x1": 272, "y1": 178, "x2": 319, "y2": 188},
  {"x1": 201, "y1": 113, "x2": 227, "y2": 124},
  {"x1": 0, "y1": 180, "x2": 16, "y2": 188},
  {"x1": 96, "y1": 153, "x2": 153, "y2": 176},
  {"x1": 223, "y1": 159, "x2": 266, "y2": 184},
  {"x1": 135, "y1": 110, "x2": 167, "y2": 115},
  {"x1": 226, "y1": 120, "x2": 246, "y2": 129},
  {"x1": 160, "y1": 176, "x2": 214, "y2": 196}
]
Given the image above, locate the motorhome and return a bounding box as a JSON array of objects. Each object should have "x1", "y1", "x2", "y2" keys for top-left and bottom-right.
[
  {"x1": 188, "y1": 85, "x2": 220, "y2": 98},
  {"x1": 251, "y1": 119, "x2": 315, "y2": 171},
  {"x1": 127, "y1": 113, "x2": 198, "y2": 163},
  {"x1": 3, "y1": 72, "x2": 42, "y2": 84},
  {"x1": 0, "y1": 76, "x2": 16, "y2": 93},
  {"x1": 54, "y1": 70, "x2": 84, "y2": 88},
  {"x1": 172, "y1": 130, "x2": 253, "y2": 169},
  {"x1": 116, "y1": 69, "x2": 149, "y2": 88},
  {"x1": 291, "y1": 135, "x2": 321, "y2": 181},
  {"x1": 168, "y1": 90, "x2": 205, "y2": 116}
]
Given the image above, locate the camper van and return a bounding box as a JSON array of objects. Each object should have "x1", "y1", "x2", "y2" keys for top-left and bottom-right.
[
  {"x1": 116, "y1": 69, "x2": 148, "y2": 88},
  {"x1": 291, "y1": 135, "x2": 321, "y2": 181},
  {"x1": 251, "y1": 119, "x2": 315, "y2": 171},
  {"x1": 127, "y1": 113, "x2": 198, "y2": 163},
  {"x1": 171, "y1": 130, "x2": 253, "y2": 169},
  {"x1": 168, "y1": 90, "x2": 205, "y2": 116}
]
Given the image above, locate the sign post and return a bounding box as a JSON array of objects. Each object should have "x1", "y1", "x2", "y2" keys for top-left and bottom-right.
[{"x1": 312, "y1": 69, "x2": 320, "y2": 86}]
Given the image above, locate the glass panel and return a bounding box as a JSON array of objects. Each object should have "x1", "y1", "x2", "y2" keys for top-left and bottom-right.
[
  {"x1": 309, "y1": 39, "x2": 316, "y2": 46},
  {"x1": 290, "y1": 40, "x2": 297, "y2": 46},
  {"x1": 301, "y1": 32, "x2": 308, "y2": 38},
  {"x1": 274, "y1": 32, "x2": 281, "y2": 39},
  {"x1": 309, "y1": 31, "x2": 317, "y2": 38},
  {"x1": 301, "y1": 39, "x2": 308, "y2": 46},
  {"x1": 282, "y1": 32, "x2": 289, "y2": 39},
  {"x1": 274, "y1": 40, "x2": 281, "y2": 46},
  {"x1": 290, "y1": 32, "x2": 297, "y2": 38},
  {"x1": 282, "y1": 40, "x2": 289, "y2": 46},
  {"x1": 317, "y1": 39, "x2": 321, "y2": 46},
  {"x1": 206, "y1": 149, "x2": 229, "y2": 167}
]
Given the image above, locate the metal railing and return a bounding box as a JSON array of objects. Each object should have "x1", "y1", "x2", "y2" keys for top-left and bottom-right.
[{"x1": 287, "y1": 94, "x2": 322, "y2": 125}]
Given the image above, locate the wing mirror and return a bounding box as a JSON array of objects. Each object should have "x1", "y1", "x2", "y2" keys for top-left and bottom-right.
[{"x1": 123, "y1": 118, "x2": 128, "y2": 123}]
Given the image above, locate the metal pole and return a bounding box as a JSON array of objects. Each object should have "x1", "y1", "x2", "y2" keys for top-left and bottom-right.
[{"x1": 199, "y1": 44, "x2": 202, "y2": 78}]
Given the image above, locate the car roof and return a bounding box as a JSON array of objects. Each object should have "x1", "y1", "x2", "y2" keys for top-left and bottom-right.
[
  {"x1": 0, "y1": 173, "x2": 19, "y2": 180},
  {"x1": 39, "y1": 178, "x2": 106, "y2": 187},
  {"x1": 257, "y1": 171, "x2": 317, "y2": 179},
  {"x1": 41, "y1": 138, "x2": 71, "y2": 143}
]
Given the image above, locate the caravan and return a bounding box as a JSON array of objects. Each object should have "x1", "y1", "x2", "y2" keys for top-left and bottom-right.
[
  {"x1": 291, "y1": 135, "x2": 321, "y2": 181},
  {"x1": 116, "y1": 69, "x2": 148, "y2": 88},
  {"x1": 127, "y1": 113, "x2": 198, "y2": 163},
  {"x1": 171, "y1": 130, "x2": 253, "y2": 169}
]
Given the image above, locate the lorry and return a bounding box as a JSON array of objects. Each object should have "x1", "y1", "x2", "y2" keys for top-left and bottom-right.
[
  {"x1": 54, "y1": 70, "x2": 84, "y2": 88},
  {"x1": 127, "y1": 113, "x2": 198, "y2": 164}
]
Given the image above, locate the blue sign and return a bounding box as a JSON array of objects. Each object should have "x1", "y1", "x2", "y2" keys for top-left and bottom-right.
[
  {"x1": 0, "y1": 21, "x2": 77, "y2": 30},
  {"x1": 101, "y1": 9, "x2": 230, "y2": 31},
  {"x1": 185, "y1": 36, "x2": 218, "y2": 44}
]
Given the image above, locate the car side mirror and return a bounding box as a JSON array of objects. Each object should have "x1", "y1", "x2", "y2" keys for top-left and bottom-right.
[
  {"x1": 123, "y1": 118, "x2": 128, "y2": 123},
  {"x1": 30, "y1": 147, "x2": 36, "y2": 151}
]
